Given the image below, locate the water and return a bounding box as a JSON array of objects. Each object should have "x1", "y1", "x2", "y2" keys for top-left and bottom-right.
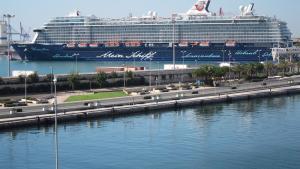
[
  {"x1": 0, "y1": 56, "x2": 208, "y2": 77},
  {"x1": 1, "y1": 95, "x2": 300, "y2": 169}
]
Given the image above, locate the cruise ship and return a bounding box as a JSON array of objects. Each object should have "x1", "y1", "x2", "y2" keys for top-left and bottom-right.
[{"x1": 12, "y1": 0, "x2": 292, "y2": 62}]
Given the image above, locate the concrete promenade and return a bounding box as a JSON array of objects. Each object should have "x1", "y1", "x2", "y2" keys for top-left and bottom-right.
[{"x1": 0, "y1": 76, "x2": 300, "y2": 130}]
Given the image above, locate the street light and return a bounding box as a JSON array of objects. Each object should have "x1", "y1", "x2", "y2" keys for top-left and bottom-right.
[
  {"x1": 181, "y1": 51, "x2": 186, "y2": 65},
  {"x1": 222, "y1": 49, "x2": 226, "y2": 62},
  {"x1": 156, "y1": 61, "x2": 160, "y2": 87},
  {"x1": 181, "y1": 51, "x2": 186, "y2": 84},
  {"x1": 50, "y1": 66, "x2": 54, "y2": 97},
  {"x1": 123, "y1": 64, "x2": 126, "y2": 90},
  {"x1": 24, "y1": 56, "x2": 28, "y2": 104},
  {"x1": 172, "y1": 17, "x2": 176, "y2": 70},
  {"x1": 149, "y1": 58, "x2": 152, "y2": 89},
  {"x1": 3, "y1": 14, "x2": 15, "y2": 77},
  {"x1": 258, "y1": 50, "x2": 261, "y2": 63},
  {"x1": 75, "y1": 54, "x2": 78, "y2": 74},
  {"x1": 53, "y1": 76, "x2": 59, "y2": 169},
  {"x1": 228, "y1": 51, "x2": 232, "y2": 80}
]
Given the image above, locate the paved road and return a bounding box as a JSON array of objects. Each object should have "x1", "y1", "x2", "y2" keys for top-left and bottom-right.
[{"x1": 1, "y1": 75, "x2": 299, "y2": 116}]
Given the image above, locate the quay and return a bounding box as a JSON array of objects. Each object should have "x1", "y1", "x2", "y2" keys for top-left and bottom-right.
[{"x1": 0, "y1": 78, "x2": 300, "y2": 130}]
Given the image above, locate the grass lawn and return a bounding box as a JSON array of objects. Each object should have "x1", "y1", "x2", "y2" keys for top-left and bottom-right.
[{"x1": 65, "y1": 91, "x2": 128, "y2": 102}]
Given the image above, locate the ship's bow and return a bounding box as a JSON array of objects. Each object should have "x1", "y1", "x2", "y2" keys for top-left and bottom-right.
[{"x1": 11, "y1": 43, "x2": 27, "y2": 60}]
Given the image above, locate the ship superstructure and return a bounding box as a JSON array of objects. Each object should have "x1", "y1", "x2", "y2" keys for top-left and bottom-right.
[{"x1": 12, "y1": 0, "x2": 292, "y2": 62}]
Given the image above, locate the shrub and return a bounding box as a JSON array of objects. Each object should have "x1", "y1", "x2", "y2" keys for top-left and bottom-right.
[
  {"x1": 110, "y1": 71, "x2": 119, "y2": 78},
  {"x1": 28, "y1": 72, "x2": 39, "y2": 83},
  {"x1": 18, "y1": 75, "x2": 25, "y2": 83}
]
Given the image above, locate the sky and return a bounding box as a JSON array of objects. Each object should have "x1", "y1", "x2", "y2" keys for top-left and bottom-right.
[{"x1": 1, "y1": 0, "x2": 300, "y2": 38}]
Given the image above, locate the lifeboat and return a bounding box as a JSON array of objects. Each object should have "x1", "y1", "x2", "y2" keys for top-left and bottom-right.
[
  {"x1": 200, "y1": 41, "x2": 210, "y2": 47},
  {"x1": 78, "y1": 43, "x2": 88, "y2": 48},
  {"x1": 66, "y1": 43, "x2": 76, "y2": 48},
  {"x1": 226, "y1": 40, "x2": 237, "y2": 47},
  {"x1": 125, "y1": 41, "x2": 142, "y2": 47},
  {"x1": 104, "y1": 41, "x2": 120, "y2": 47},
  {"x1": 191, "y1": 42, "x2": 199, "y2": 46},
  {"x1": 89, "y1": 43, "x2": 99, "y2": 48},
  {"x1": 178, "y1": 41, "x2": 189, "y2": 47}
]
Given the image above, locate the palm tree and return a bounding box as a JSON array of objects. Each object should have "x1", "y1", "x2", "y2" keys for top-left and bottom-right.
[
  {"x1": 296, "y1": 61, "x2": 300, "y2": 73},
  {"x1": 193, "y1": 65, "x2": 210, "y2": 84},
  {"x1": 231, "y1": 64, "x2": 243, "y2": 79},
  {"x1": 244, "y1": 63, "x2": 256, "y2": 79},
  {"x1": 213, "y1": 66, "x2": 227, "y2": 80},
  {"x1": 28, "y1": 72, "x2": 39, "y2": 83},
  {"x1": 254, "y1": 62, "x2": 264, "y2": 77},
  {"x1": 68, "y1": 73, "x2": 80, "y2": 90},
  {"x1": 126, "y1": 71, "x2": 134, "y2": 80},
  {"x1": 96, "y1": 71, "x2": 108, "y2": 88},
  {"x1": 264, "y1": 62, "x2": 274, "y2": 77},
  {"x1": 277, "y1": 61, "x2": 289, "y2": 75}
]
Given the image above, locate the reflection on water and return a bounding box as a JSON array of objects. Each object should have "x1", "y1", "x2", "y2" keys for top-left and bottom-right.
[{"x1": 1, "y1": 95, "x2": 300, "y2": 169}]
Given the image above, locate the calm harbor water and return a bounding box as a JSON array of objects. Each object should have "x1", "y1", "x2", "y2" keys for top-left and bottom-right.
[
  {"x1": 0, "y1": 55, "x2": 207, "y2": 77},
  {"x1": 1, "y1": 95, "x2": 300, "y2": 169}
]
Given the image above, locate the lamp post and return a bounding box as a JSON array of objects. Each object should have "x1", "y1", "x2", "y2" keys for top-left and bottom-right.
[
  {"x1": 156, "y1": 61, "x2": 160, "y2": 87},
  {"x1": 172, "y1": 18, "x2": 176, "y2": 70},
  {"x1": 53, "y1": 76, "x2": 59, "y2": 169},
  {"x1": 228, "y1": 51, "x2": 232, "y2": 80},
  {"x1": 50, "y1": 66, "x2": 53, "y2": 97},
  {"x1": 181, "y1": 51, "x2": 186, "y2": 65},
  {"x1": 123, "y1": 64, "x2": 126, "y2": 90},
  {"x1": 149, "y1": 58, "x2": 152, "y2": 89},
  {"x1": 222, "y1": 49, "x2": 226, "y2": 62},
  {"x1": 181, "y1": 51, "x2": 186, "y2": 83},
  {"x1": 75, "y1": 54, "x2": 78, "y2": 74},
  {"x1": 24, "y1": 56, "x2": 27, "y2": 104},
  {"x1": 258, "y1": 50, "x2": 261, "y2": 63},
  {"x1": 3, "y1": 14, "x2": 15, "y2": 77}
]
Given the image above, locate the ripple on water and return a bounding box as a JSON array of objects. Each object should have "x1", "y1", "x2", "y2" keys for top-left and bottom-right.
[{"x1": 0, "y1": 96, "x2": 300, "y2": 169}]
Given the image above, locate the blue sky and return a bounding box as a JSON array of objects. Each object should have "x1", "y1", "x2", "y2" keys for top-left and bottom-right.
[{"x1": 2, "y1": 0, "x2": 300, "y2": 37}]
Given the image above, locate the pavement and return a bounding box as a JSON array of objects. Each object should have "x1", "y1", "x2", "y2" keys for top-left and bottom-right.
[{"x1": 0, "y1": 75, "x2": 300, "y2": 117}]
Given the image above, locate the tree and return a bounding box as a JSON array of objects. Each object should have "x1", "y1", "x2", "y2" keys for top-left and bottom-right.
[
  {"x1": 296, "y1": 61, "x2": 300, "y2": 73},
  {"x1": 244, "y1": 63, "x2": 256, "y2": 79},
  {"x1": 254, "y1": 62, "x2": 264, "y2": 76},
  {"x1": 96, "y1": 72, "x2": 107, "y2": 88},
  {"x1": 18, "y1": 75, "x2": 25, "y2": 83},
  {"x1": 111, "y1": 71, "x2": 118, "y2": 79},
  {"x1": 232, "y1": 64, "x2": 244, "y2": 79},
  {"x1": 28, "y1": 72, "x2": 39, "y2": 83},
  {"x1": 213, "y1": 66, "x2": 227, "y2": 79},
  {"x1": 264, "y1": 62, "x2": 275, "y2": 77},
  {"x1": 68, "y1": 73, "x2": 80, "y2": 90},
  {"x1": 193, "y1": 65, "x2": 223, "y2": 85},
  {"x1": 46, "y1": 73, "x2": 54, "y2": 82},
  {"x1": 193, "y1": 65, "x2": 210, "y2": 83},
  {"x1": 277, "y1": 61, "x2": 289, "y2": 75},
  {"x1": 126, "y1": 71, "x2": 134, "y2": 79}
]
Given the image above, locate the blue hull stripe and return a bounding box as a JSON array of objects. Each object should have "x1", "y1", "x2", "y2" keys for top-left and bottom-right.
[{"x1": 12, "y1": 44, "x2": 273, "y2": 62}]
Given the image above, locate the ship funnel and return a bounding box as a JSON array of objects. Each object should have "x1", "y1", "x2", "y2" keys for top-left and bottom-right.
[
  {"x1": 240, "y1": 3, "x2": 255, "y2": 16},
  {"x1": 187, "y1": 0, "x2": 212, "y2": 16}
]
